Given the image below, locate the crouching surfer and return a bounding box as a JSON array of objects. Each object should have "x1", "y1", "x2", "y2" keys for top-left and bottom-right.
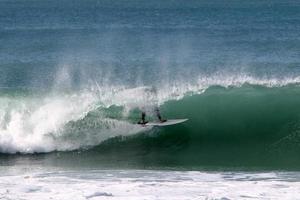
[{"x1": 138, "y1": 108, "x2": 167, "y2": 125}]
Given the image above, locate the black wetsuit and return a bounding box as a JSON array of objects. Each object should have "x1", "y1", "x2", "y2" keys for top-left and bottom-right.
[
  {"x1": 138, "y1": 112, "x2": 147, "y2": 124},
  {"x1": 138, "y1": 109, "x2": 166, "y2": 124}
]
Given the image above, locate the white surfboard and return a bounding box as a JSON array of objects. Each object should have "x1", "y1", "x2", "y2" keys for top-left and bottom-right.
[{"x1": 144, "y1": 119, "x2": 188, "y2": 127}]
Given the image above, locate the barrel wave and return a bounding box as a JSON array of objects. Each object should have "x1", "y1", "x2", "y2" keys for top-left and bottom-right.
[
  {"x1": 88, "y1": 84, "x2": 300, "y2": 169},
  {"x1": 1, "y1": 83, "x2": 300, "y2": 169}
]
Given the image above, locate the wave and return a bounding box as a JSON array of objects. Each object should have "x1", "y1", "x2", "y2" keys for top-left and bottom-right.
[
  {"x1": 1, "y1": 77, "x2": 300, "y2": 160},
  {"x1": 90, "y1": 84, "x2": 300, "y2": 168}
]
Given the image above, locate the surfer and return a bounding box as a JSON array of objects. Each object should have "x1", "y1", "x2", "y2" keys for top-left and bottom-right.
[
  {"x1": 138, "y1": 111, "x2": 148, "y2": 125},
  {"x1": 138, "y1": 108, "x2": 167, "y2": 125},
  {"x1": 155, "y1": 108, "x2": 167, "y2": 123}
]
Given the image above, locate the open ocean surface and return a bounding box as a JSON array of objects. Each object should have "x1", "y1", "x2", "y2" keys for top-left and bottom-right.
[{"x1": 1, "y1": 0, "x2": 300, "y2": 199}]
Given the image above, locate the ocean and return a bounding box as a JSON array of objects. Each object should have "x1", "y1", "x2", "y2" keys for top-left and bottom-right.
[{"x1": 1, "y1": 0, "x2": 300, "y2": 199}]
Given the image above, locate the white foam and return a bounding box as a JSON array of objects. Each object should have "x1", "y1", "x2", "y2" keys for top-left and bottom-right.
[
  {"x1": 0, "y1": 92, "x2": 95, "y2": 153},
  {"x1": 0, "y1": 88, "x2": 150, "y2": 153},
  {"x1": 0, "y1": 169, "x2": 300, "y2": 200},
  {"x1": 85, "y1": 191, "x2": 113, "y2": 198}
]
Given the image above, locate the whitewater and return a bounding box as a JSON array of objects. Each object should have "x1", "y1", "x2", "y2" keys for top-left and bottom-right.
[{"x1": 1, "y1": 168, "x2": 300, "y2": 200}]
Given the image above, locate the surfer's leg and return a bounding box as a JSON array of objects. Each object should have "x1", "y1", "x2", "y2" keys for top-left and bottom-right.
[
  {"x1": 138, "y1": 111, "x2": 148, "y2": 124},
  {"x1": 142, "y1": 112, "x2": 146, "y2": 123},
  {"x1": 157, "y1": 112, "x2": 162, "y2": 121},
  {"x1": 155, "y1": 108, "x2": 167, "y2": 122}
]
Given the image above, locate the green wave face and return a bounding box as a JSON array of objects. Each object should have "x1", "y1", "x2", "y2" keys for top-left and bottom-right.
[{"x1": 81, "y1": 85, "x2": 300, "y2": 169}]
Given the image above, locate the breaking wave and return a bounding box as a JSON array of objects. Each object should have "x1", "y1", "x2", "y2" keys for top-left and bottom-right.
[{"x1": 1, "y1": 74, "x2": 300, "y2": 158}]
